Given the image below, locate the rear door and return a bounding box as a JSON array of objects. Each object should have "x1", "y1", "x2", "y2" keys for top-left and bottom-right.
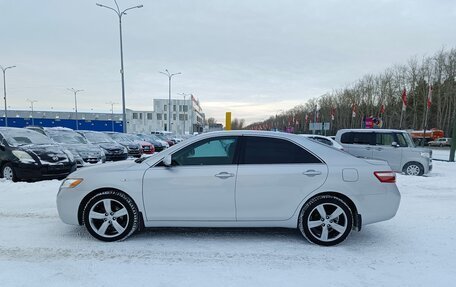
[
  {"x1": 344, "y1": 132, "x2": 375, "y2": 159},
  {"x1": 235, "y1": 136, "x2": 328, "y2": 220}
]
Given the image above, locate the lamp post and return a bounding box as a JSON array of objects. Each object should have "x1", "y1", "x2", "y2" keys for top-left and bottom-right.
[
  {"x1": 1, "y1": 65, "x2": 16, "y2": 127},
  {"x1": 160, "y1": 69, "x2": 181, "y2": 132},
  {"x1": 68, "y1": 88, "x2": 83, "y2": 130},
  {"x1": 26, "y1": 99, "x2": 38, "y2": 126},
  {"x1": 107, "y1": 101, "x2": 118, "y2": 132},
  {"x1": 96, "y1": 0, "x2": 143, "y2": 133}
]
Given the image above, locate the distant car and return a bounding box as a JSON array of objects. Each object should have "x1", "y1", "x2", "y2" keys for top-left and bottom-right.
[
  {"x1": 77, "y1": 131, "x2": 128, "y2": 161},
  {"x1": 27, "y1": 127, "x2": 105, "y2": 167},
  {"x1": 136, "y1": 133, "x2": 168, "y2": 152},
  {"x1": 104, "y1": 132, "x2": 143, "y2": 158},
  {"x1": 428, "y1": 138, "x2": 451, "y2": 147},
  {"x1": 155, "y1": 134, "x2": 175, "y2": 146},
  {"x1": 122, "y1": 134, "x2": 155, "y2": 155},
  {"x1": 300, "y1": 134, "x2": 344, "y2": 150},
  {"x1": 335, "y1": 129, "x2": 432, "y2": 176},
  {"x1": 57, "y1": 130, "x2": 400, "y2": 246},
  {"x1": 0, "y1": 127, "x2": 77, "y2": 181}
]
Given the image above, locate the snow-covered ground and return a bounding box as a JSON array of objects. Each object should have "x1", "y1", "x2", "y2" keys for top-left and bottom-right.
[{"x1": 1, "y1": 153, "x2": 455, "y2": 287}]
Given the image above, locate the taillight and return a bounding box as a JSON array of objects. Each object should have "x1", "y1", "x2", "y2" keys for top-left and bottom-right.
[{"x1": 374, "y1": 171, "x2": 396, "y2": 183}]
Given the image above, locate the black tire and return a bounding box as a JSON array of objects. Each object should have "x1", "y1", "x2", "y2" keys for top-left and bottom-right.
[
  {"x1": 82, "y1": 190, "x2": 139, "y2": 242},
  {"x1": 298, "y1": 195, "x2": 353, "y2": 246},
  {"x1": 1, "y1": 163, "x2": 17, "y2": 182},
  {"x1": 403, "y1": 161, "x2": 424, "y2": 176}
]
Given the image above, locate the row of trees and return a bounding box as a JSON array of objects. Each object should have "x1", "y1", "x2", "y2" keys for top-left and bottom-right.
[{"x1": 246, "y1": 48, "x2": 456, "y2": 137}]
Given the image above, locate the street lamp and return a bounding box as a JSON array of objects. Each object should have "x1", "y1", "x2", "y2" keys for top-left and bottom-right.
[
  {"x1": 160, "y1": 69, "x2": 181, "y2": 132},
  {"x1": 96, "y1": 0, "x2": 143, "y2": 133},
  {"x1": 1, "y1": 65, "x2": 16, "y2": 127},
  {"x1": 178, "y1": 92, "x2": 191, "y2": 135},
  {"x1": 26, "y1": 99, "x2": 38, "y2": 126},
  {"x1": 107, "y1": 101, "x2": 119, "y2": 132},
  {"x1": 68, "y1": 88, "x2": 83, "y2": 130}
]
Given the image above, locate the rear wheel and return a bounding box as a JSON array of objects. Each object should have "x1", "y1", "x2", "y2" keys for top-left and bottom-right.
[
  {"x1": 1, "y1": 163, "x2": 17, "y2": 182},
  {"x1": 403, "y1": 162, "x2": 424, "y2": 176},
  {"x1": 299, "y1": 195, "x2": 353, "y2": 246},
  {"x1": 82, "y1": 190, "x2": 139, "y2": 242}
]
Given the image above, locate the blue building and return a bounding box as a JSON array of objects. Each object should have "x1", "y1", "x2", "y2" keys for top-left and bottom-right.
[{"x1": 0, "y1": 110, "x2": 123, "y2": 132}]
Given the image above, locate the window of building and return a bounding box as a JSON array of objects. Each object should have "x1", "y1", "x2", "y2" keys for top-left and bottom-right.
[
  {"x1": 183, "y1": 105, "x2": 188, "y2": 112},
  {"x1": 147, "y1": 113, "x2": 153, "y2": 120},
  {"x1": 179, "y1": 114, "x2": 184, "y2": 121},
  {"x1": 241, "y1": 137, "x2": 322, "y2": 165},
  {"x1": 173, "y1": 105, "x2": 176, "y2": 112},
  {"x1": 173, "y1": 114, "x2": 176, "y2": 120},
  {"x1": 132, "y1": 113, "x2": 138, "y2": 119},
  {"x1": 164, "y1": 105, "x2": 167, "y2": 111},
  {"x1": 139, "y1": 113, "x2": 143, "y2": 120},
  {"x1": 179, "y1": 105, "x2": 183, "y2": 112},
  {"x1": 164, "y1": 114, "x2": 167, "y2": 120},
  {"x1": 185, "y1": 114, "x2": 188, "y2": 121},
  {"x1": 157, "y1": 113, "x2": 162, "y2": 120}
]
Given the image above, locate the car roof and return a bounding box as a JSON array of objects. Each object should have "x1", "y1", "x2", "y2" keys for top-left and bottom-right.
[{"x1": 337, "y1": 128, "x2": 407, "y2": 133}]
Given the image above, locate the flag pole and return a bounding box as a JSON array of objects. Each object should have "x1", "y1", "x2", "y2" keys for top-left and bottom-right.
[{"x1": 422, "y1": 78, "x2": 431, "y2": 147}]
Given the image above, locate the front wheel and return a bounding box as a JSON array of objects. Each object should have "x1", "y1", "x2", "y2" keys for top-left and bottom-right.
[
  {"x1": 82, "y1": 190, "x2": 139, "y2": 242},
  {"x1": 403, "y1": 162, "x2": 424, "y2": 176},
  {"x1": 1, "y1": 163, "x2": 17, "y2": 182},
  {"x1": 299, "y1": 195, "x2": 353, "y2": 246}
]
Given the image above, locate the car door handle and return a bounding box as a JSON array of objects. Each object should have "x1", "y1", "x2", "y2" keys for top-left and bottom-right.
[
  {"x1": 214, "y1": 172, "x2": 235, "y2": 179},
  {"x1": 302, "y1": 170, "x2": 322, "y2": 177}
]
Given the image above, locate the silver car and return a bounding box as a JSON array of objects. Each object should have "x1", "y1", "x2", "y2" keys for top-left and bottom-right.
[
  {"x1": 335, "y1": 129, "x2": 432, "y2": 176},
  {"x1": 57, "y1": 131, "x2": 400, "y2": 246}
]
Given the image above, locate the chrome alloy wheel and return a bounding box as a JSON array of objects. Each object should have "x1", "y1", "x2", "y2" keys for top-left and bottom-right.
[
  {"x1": 88, "y1": 199, "x2": 129, "y2": 238},
  {"x1": 307, "y1": 203, "x2": 348, "y2": 243},
  {"x1": 406, "y1": 164, "x2": 420, "y2": 176}
]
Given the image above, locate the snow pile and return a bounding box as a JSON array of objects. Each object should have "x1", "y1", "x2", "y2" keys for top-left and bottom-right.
[{"x1": 1, "y1": 159, "x2": 455, "y2": 286}]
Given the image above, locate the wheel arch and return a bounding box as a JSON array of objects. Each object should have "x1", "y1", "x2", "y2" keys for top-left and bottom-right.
[{"x1": 300, "y1": 191, "x2": 360, "y2": 231}]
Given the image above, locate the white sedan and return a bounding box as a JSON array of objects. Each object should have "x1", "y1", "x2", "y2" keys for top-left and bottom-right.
[{"x1": 57, "y1": 131, "x2": 400, "y2": 246}]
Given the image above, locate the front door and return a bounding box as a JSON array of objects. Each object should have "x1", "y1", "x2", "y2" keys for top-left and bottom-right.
[
  {"x1": 142, "y1": 136, "x2": 239, "y2": 221},
  {"x1": 372, "y1": 132, "x2": 402, "y2": 171}
]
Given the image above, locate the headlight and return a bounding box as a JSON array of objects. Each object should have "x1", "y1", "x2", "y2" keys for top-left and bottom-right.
[
  {"x1": 63, "y1": 150, "x2": 75, "y2": 162},
  {"x1": 420, "y1": 152, "x2": 431, "y2": 158},
  {"x1": 12, "y1": 150, "x2": 36, "y2": 163},
  {"x1": 60, "y1": 178, "x2": 83, "y2": 189},
  {"x1": 123, "y1": 146, "x2": 128, "y2": 153}
]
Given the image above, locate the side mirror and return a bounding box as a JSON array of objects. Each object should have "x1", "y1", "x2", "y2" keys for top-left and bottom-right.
[
  {"x1": 391, "y1": 141, "x2": 399, "y2": 147},
  {"x1": 163, "y1": 154, "x2": 172, "y2": 167}
]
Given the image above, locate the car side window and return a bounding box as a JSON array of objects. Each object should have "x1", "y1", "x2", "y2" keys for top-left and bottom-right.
[
  {"x1": 241, "y1": 136, "x2": 322, "y2": 164},
  {"x1": 395, "y1": 133, "x2": 408, "y2": 147},
  {"x1": 352, "y1": 132, "x2": 375, "y2": 145},
  {"x1": 376, "y1": 133, "x2": 395, "y2": 146},
  {"x1": 172, "y1": 137, "x2": 238, "y2": 166},
  {"x1": 340, "y1": 132, "x2": 353, "y2": 144}
]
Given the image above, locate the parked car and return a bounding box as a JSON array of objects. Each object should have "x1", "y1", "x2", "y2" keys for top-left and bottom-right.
[
  {"x1": 57, "y1": 130, "x2": 400, "y2": 246},
  {"x1": 428, "y1": 137, "x2": 452, "y2": 147},
  {"x1": 77, "y1": 131, "x2": 128, "y2": 161},
  {"x1": 0, "y1": 127, "x2": 77, "y2": 181},
  {"x1": 335, "y1": 129, "x2": 432, "y2": 176},
  {"x1": 136, "y1": 133, "x2": 168, "y2": 152},
  {"x1": 300, "y1": 134, "x2": 344, "y2": 150},
  {"x1": 122, "y1": 134, "x2": 155, "y2": 155},
  {"x1": 104, "y1": 132, "x2": 143, "y2": 158},
  {"x1": 27, "y1": 127, "x2": 105, "y2": 167},
  {"x1": 155, "y1": 134, "x2": 175, "y2": 146}
]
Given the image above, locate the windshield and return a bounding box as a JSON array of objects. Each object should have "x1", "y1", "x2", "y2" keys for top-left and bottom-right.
[
  {"x1": 125, "y1": 134, "x2": 142, "y2": 142},
  {"x1": 47, "y1": 131, "x2": 88, "y2": 144},
  {"x1": 108, "y1": 133, "x2": 134, "y2": 142},
  {"x1": 1, "y1": 129, "x2": 54, "y2": 147},
  {"x1": 83, "y1": 132, "x2": 116, "y2": 144}
]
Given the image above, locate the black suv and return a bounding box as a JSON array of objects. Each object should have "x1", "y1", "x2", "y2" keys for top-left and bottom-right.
[{"x1": 0, "y1": 127, "x2": 77, "y2": 181}]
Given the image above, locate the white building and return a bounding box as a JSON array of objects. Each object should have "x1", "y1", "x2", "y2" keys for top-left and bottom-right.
[{"x1": 126, "y1": 97, "x2": 205, "y2": 134}]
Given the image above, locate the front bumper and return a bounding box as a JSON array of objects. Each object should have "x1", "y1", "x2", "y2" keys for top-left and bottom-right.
[{"x1": 13, "y1": 161, "x2": 77, "y2": 181}]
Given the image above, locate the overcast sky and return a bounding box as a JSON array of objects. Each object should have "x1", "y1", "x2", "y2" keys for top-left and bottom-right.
[{"x1": 1, "y1": 0, "x2": 456, "y2": 124}]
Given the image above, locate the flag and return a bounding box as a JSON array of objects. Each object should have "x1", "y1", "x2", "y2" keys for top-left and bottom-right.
[
  {"x1": 330, "y1": 107, "x2": 336, "y2": 121},
  {"x1": 316, "y1": 110, "x2": 320, "y2": 122},
  {"x1": 305, "y1": 114, "x2": 309, "y2": 123},
  {"x1": 352, "y1": 104, "x2": 356, "y2": 118},
  {"x1": 401, "y1": 88, "x2": 407, "y2": 111},
  {"x1": 427, "y1": 85, "x2": 432, "y2": 109},
  {"x1": 379, "y1": 104, "x2": 385, "y2": 114}
]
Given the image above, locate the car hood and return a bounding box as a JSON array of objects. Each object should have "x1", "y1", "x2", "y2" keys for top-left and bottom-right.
[
  {"x1": 70, "y1": 158, "x2": 144, "y2": 177},
  {"x1": 20, "y1": 144, "x2": 70, "y2": 163},
  {"x1": 59, "y1": 143, "x2": 101, "y2": 154}
]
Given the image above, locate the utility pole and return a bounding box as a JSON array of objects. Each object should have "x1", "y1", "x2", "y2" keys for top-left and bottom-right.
[
  {"x1": 450, "y1": 108, "x2": 456, "y2": 162},
  {"x1": 26, "y1": 99, "x2": 38, "y2": 126},
  {"x1": 160, "y1": 69, "x2": 181, "y2": 132},
  {"x1": 1, "y1": 65, "x2": 16, "y2": 127},
  {"x1": 68, "y1": 88, "x2": 83, "y2": 130},
  {"x1": 107, "y1": 102, "x2": 118, "y2": 132},
  {"x1": 96, "y1": 1, "x2": 143, "y2": 133}
]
